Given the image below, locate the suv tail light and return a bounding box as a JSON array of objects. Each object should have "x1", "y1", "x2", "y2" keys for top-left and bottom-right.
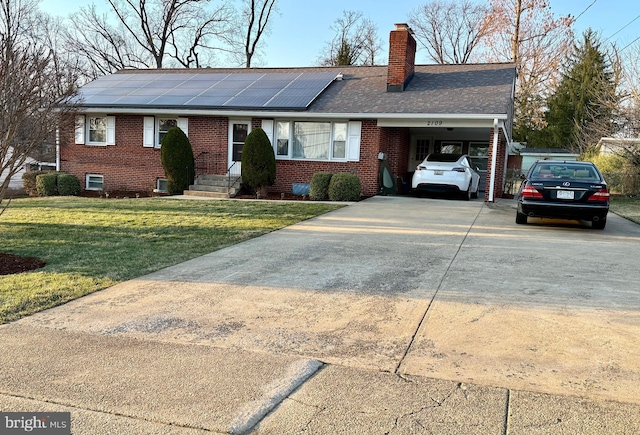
[
  {"x1": 521, "y1": 184, "x2": 543, "y2": 199},
  {"x1": 452, "y1": 167, "x2": 466, "y2": 173},
  {"x1": 588, "y1": 188, "x2": 610, "y2": 202},
  {"x1": 416, "y1": 165, "x2": 426, "y2": 170}
]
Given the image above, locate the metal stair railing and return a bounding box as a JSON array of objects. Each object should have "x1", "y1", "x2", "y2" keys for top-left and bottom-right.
[{"x1": 228, "y1": 161, "x2": 241, "y2": 193}]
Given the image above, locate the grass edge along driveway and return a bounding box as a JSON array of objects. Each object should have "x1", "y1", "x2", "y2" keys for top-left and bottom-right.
[{"x1": 0, "y1": 197, "x2": 343, "y2": 324}]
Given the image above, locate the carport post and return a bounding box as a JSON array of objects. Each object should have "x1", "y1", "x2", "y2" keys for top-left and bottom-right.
[{"x1": 488, "y1": 118, "x2": 499, "y2": 202}]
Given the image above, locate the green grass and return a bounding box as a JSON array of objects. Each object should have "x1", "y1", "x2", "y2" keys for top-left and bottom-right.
[
  {"x1": 0, "y1": 197, "x2": 342, "y2": 323},
  {"x1": 610, "y1": 196, "x2": 640, "y2": 225}
]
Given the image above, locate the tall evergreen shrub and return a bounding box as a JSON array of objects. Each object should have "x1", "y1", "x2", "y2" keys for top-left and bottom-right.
[
  {"x1": 241, "y1": 127, "x2": 276, "y2": 194},
  {"x1": 160, "y1": 127, "x2": 195, "y2": 195}
]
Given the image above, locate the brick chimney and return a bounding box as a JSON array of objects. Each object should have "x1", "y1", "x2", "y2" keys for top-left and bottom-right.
[{"x1": 387, "y1": 23, "x2": 416, "y2": 92}]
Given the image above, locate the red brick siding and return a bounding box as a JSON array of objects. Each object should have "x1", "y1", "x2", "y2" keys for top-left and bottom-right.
[
  {"x1": 380, "y1": 127, "x2": 410, "y2": 178},
  {"x1": 484, "y1": 128, "x2": 508, "y2": 201},
  {"x1": 61, "y1": 116, "x2": 387, "y2": 196},
  {"x1": 271, "y1": 119, "x2": 382, "y2": 197},
  {"x1": 61, "y1": 115, "x2": 232, "y2": 193}
]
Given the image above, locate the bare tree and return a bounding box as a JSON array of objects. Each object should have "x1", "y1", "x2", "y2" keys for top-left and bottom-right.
[
  {"x1": 64, "y1": 0, "x2": 234, "y2": 80},
  {"x1": 483, "y1": 0, "x2": 574, "y2": 142},
  {"x1": 240, "y1": 0, "x2": 277, "y2": 68},
  {"x1": 408, "y1": 0, "x2": 494, "y2": 64},
  {"x1": 0, "y1": 0, "x2": 77, "y2": 211},
  {"x1": 317, "y1": 10, "x2": 382, "y2": 66}
]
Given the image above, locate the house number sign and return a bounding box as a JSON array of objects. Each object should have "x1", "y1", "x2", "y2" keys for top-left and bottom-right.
[{"x1": 425, "y1": 120, "x2": 443, "y2": 126}]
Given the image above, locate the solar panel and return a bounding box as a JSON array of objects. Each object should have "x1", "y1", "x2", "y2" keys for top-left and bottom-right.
[{"x1": 77, "y1": 71, "x2": 338, "y2": 110}]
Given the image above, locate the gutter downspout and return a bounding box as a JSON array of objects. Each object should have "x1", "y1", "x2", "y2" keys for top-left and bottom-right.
[
  {"x1": 55, "y1": 127, "x2": 61, "y2": 171},
  {"x1": 488, "y1": 118, "x2": 499, "y2": 202}
]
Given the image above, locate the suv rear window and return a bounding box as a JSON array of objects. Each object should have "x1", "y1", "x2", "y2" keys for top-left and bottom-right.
[{"x1": 530, "y1": 163, "x2": 600, "y2": 181}]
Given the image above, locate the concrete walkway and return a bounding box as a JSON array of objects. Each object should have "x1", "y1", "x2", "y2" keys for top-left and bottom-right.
[{"x1": 2, "y1": 196, "x2": 640, "y2": 434}]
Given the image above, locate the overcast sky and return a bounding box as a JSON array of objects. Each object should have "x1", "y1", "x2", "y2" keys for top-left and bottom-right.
[{"x1": 39, "y1": 0, "x2": 640, "y2": 67}]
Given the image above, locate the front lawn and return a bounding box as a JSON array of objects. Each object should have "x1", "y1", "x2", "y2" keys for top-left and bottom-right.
[
  {"x1": 610, "y1": 196, "x2": 640, "y2": 224},
  {"x1": 0, "y1": 197, "x2": 342, "y2": 323}
]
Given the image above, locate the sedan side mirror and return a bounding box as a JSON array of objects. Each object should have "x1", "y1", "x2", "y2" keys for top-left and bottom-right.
[{"x1": 520, "y1": 173, "x2": 526, "y2": 180}]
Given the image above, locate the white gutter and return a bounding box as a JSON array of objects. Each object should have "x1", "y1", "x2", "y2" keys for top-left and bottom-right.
[
  {"x1": 74, "y1": 107, "x2": 510, "y2": 121},
  {"x1": 488, "y1": 118, "x2": 500, "y2": 202}
]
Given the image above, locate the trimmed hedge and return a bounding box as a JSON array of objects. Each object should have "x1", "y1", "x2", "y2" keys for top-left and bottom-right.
[
  {"x1": 22, "y1": 170, "x2": 54, "y2": 197},
  {"x1": 36, "y1": 173, "x2": 58, "y2": 197},
  {"x1": 328, "y1": 173, "x2": 361, "y2": 201},
  {"x1": 25, "y1": 172, "x2": 81, "y2": 197},
  {"x1": 309, "y1": 172, "x2": 333, "y2": 201},
  {"x1": 57, "y1": 173, "x2": 81, "y2": 196}
]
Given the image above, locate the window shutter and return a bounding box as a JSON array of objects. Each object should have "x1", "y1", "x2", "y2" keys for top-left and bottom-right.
[
  {"x1": 177, "y1": 117, "x2": 188, "y2": 137},
  {"x1": 143, "y1": 116, "x2": 155, "y2": 147},
  {"x1": 75, "y1": 115, "x2": 85, "y2": 145},
  {"x1": 261, "y1": 119, "x2": 274, "y2": 146},
  {"x1": 347, "y1": 121, "x2": 361, "y2": 161},
  {"x1": 106, "y1": 116, "x2": 116, "y2": 145}
]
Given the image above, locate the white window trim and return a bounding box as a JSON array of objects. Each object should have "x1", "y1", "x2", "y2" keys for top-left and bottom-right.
[
  {"x1": 268, "y1": 120, "x2": 360, "y2": 162},
  {"x1": 85, "y1": 174, "x2": 104, "y2": 191},
  {"x1": 144, "y1": 116, "x2": 189, "y2": 149},
  {"x1": 77, "y1": 115, "x2": 116, "y2": 146},
  {"x1": 154, "y1": 178, "x2": 168, "y2": 193}
]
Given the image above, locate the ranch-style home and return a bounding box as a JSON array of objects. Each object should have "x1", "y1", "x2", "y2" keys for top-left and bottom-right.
[{"x1": 60, "y1": 24, "x2": 516, "y2": 201}]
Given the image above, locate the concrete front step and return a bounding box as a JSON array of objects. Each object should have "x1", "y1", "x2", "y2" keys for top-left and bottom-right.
[
  {"x1": 185, "y1": 174, "x2": 241, "y2": 198},
  {"x1": 183, "y1": 190, "x2": 232, "y2": 199}
]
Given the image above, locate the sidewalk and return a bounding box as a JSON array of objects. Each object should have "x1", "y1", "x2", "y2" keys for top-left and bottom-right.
[{"x1": 2, "y1": 196, "x2": 640, "y2": 434}]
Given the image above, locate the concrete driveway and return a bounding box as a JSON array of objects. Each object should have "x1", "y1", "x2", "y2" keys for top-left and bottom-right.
[{"x1": 3, "y1": 196, "x2": 640, "y2": 433}]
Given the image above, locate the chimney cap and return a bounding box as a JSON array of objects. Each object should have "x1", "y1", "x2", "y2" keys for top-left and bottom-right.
[{"x1": 394, "y1": 23, "x2": 413, "y2": 33}]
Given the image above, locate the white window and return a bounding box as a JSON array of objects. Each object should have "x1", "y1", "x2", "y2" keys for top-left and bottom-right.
[
  {"x1": 158, "y1": 118, "x2": 177, "y2": 146},
  {"x1": 276, "y1": 121, "x2": 290, "y2": 156},
  {"x1": 156, "y1": 178, "x2": 168, "y2": 193},
  {"x1": 86, "y1": 174, "x2": 104, "y2": 191},
  {"x1": 332, "y1": 122, "x2": 347, "y2": 159},
  {"x1": 143, "y1": 116, "x2": 189, "y2": 148},
  {"x1": 88, "y1": 117, "x2": 106, "y2": 143},
  {"x1": 270, "y1": 121, "x2": 356, "y2": 161},
  {"x1": 75, "y1": 115, "x2": 115, "y2": 146}
]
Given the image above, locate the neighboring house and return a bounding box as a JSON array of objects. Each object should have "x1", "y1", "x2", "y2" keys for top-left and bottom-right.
[
  {"x1": 598, "y1": 137, "x2": 640, "y2": 155},
  {"x1": 520, "y1": 148, "x2": 579, "y2": 173},
  {"x1": 0, "y1": 147, "x2": 55, "y2": 194},
  {"x1": 61, "y1": 24, "x2": 516, "y2": 201}
]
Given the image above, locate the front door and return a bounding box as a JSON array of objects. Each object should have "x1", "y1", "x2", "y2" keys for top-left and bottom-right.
[{"x1": 229, "y1": 120, "x2": 251, "y2": 176}]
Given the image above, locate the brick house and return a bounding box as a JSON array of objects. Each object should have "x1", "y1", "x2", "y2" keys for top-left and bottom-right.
[{"x1": 61, "y1": 24, "x2": 516, "y2": 201}]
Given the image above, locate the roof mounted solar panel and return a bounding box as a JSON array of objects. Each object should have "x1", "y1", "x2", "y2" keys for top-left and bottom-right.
[{"x1": 76, "y1": 71, "x2": 339, "y2": 110}]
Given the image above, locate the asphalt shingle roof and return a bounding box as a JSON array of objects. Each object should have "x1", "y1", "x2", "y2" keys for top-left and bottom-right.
[{"x1": 79, "y1": 63, "x2": 516, "y2": 116}]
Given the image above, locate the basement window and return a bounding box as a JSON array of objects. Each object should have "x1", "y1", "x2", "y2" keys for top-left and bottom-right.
[{"x1": 86, "y1": 174, "x2": 104, "y2": 191}]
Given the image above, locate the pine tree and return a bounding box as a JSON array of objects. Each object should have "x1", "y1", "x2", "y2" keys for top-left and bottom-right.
[{"x1": 531, "y1": 29, "x2": 618, "y2": 152}]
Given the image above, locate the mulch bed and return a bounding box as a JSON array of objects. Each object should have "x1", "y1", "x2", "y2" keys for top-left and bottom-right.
[{"x1": 0, "y1": 253, "x2": 46, "y2": 275}]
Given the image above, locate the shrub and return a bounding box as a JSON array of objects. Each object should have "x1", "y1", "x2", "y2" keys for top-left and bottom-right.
[
  {"x1": 23, "y1": 170, "x2": 53, "y2": 197},
  {"x1": 309, "y1": 172, "x2": 333, "y2": 201},
  {"x1": 36, "y1": 173, "x2": 58, "y2": 197},
  {"x1": 328, "y1": 173, "x2": 361, "y2": 201},
  {"x1": 57, "y1": 173, "x2": 81, "y2": 196},
  {"x1": 241, "y1": 127, "x2": 276, "y2": 194},
  {"x1": 161, "y1": 127, "x2": 195, "y2": 195}
]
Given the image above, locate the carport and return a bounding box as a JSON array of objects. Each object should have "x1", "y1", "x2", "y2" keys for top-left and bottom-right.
[{"x1": 379, "y1": 116, "x2": 511, "y2": 201}]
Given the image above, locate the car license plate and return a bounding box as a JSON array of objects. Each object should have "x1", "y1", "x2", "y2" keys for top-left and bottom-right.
[
  {"x1": 557, "y1": 190, "x2": 574, "y2": 199},
  {"x1": 433, "y1": 170, "x2": 443, "y2": 175}
]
